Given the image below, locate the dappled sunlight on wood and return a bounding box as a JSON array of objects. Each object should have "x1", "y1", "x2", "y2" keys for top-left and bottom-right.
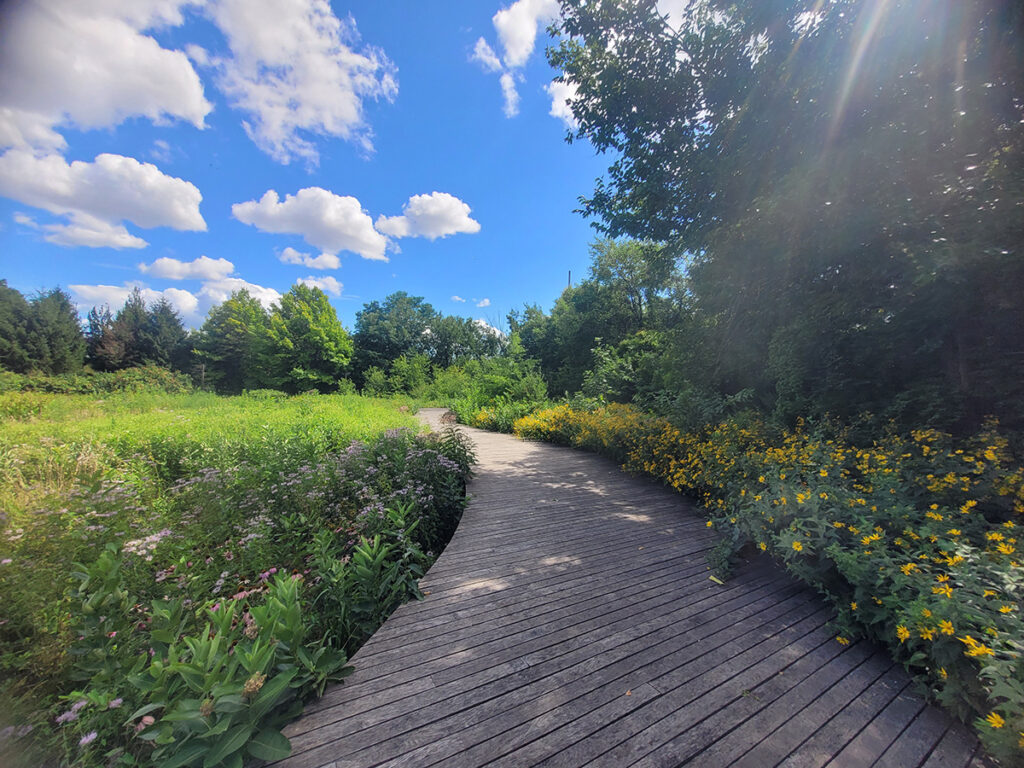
[{"x1": 274, "y1": 417, "x2": 981, "y2": 768}]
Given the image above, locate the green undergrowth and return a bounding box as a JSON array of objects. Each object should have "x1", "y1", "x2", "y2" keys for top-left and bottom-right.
[{"x1": 0, "y1": 390, "x2": 474, "y2": 767}]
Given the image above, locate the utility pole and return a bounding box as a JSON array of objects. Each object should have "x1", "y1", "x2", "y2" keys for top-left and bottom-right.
[{"x1": 568, "y1": 270, "x2": 571, "y2": 289}]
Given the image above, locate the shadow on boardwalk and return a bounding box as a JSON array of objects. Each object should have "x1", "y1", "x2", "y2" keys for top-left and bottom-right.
[{"x1": 272, "y1": 408, "x2": 988, "y2": 768}]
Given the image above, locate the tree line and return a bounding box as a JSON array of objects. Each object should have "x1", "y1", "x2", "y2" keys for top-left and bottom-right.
[{"x1": 0, "y1": 280, "x2": 507, "y2": 396}]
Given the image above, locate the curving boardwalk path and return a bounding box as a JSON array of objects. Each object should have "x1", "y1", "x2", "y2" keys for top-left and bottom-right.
[{"x1": 274, "y1": 408, "x2": 988, "y2": 768}]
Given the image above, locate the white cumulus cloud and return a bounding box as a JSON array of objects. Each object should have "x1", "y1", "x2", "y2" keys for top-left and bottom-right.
[
  {"x1": 197, "y1": 277, "x2": 281, "y2": 311},
  {"x1": 451, "y1": 295, "x2": 466, "y2": 303},
  {"x1": 474, "y1": 318, "x2": 504, "y2": 338},
  {"x1": 493, "y1": 0, "x2": 560, "y2": 68},
  {"x1": 16, "y1": 210, "x2": 149, "y2": 249},
  {"x1": 279, "y1": 246, "x2": 340, "y2": 270},
  {"x1": 205, "y1": 0, "x2": 398, "y2": 165},
  {"x1": 233, "y1": 187, "x2": 387, "y2": 261},
  {"x1": 0, "y1": 150, "x2": 205, "y2": 248},
  {"x1": 297, "y1": 275, "x2": 342, "y2": 296},
  {"x1": 476, "y1": 298, "x2": 491, "y2": 308},
  {"x1": 139, "y1": 255, "x2": 234, "y2": 280},
  {"x1": 470, "y1": 38, "x2": 503, "y2": 73},
  {"x1": 70, "y1": 282, "x2": 202, "y2": 323},
  {"x1": 545, "y1": 80, "x2": 579, "y2": 130},
  {"x1": 499, "y1": 73, "x2": 521, "y2": 118},
  {"x1": 70, "y1": 273, "x2": 282, "y2": 328},
  {"x1": 375, "y1": 192, "x2": 481, "y2": 241},
  {"x1": 473, "y1": 0, "x2": 560, "y2": 120},
  {"x1": 0, "y1": 0, "x2": 210, "y2": 152},
  {"x1": 45, "y1": 214, "x2": 149, "y2": 249}
]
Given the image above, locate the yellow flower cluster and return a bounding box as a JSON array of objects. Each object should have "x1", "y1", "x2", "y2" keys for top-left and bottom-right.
[{"x1": 512, "y1": 404, "x2": 1024, "y2": 759}]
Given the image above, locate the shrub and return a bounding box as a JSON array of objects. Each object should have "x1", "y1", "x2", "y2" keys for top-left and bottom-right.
[
  {"x1": 462, "y1": 396, "x2": 547, "y2": 434},
  {"x1": 0, "y1": 366, "x2": 194, "y2": 395},
  {"x1": 59, "y1": 551, "x2": 346, "y2": 768}
]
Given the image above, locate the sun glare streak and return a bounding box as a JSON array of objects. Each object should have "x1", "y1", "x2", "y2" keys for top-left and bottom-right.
[
  {"x1": 778, "y1": 0, "x2": 828, "y2": 91},
  {"x1": 829, "y1": 0, "x2": 892, "y2": 144}
]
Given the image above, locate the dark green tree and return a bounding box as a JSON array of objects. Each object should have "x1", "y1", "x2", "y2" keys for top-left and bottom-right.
[
  {"x1": 85, "y1": 305, "x2": 113, "y2": 370},
  {"x1": 141, "y1": 297, "x2": 189, "y2": 370},
  {"x1": 0, "y1": 280, "x2": 32, "y2": 373},
  {"x1": 423, "y1": 315, "x2": 503, "y2": 369},
  {"x1": 262, "y1": 284, "x2": 353, "y2": 393},
  {"x1": 551, "y1": 0, "x2": 1024, "y2": 430},
  {"x1": 26, "y1": 288, "x2": 86, "y2": 374},
  {"x1": 588, "y1": 239, "x2": 677, "y2": 330},
  {"x1": 352, "y1": 292, "x2": 438, "y2": 382},
  {"x1": 90, "y1": 288, "x2": 149, "y2": 371},
  {"x1": 0, "y1": 283, "x2": 86, "y2": 375},
  {"x1": 194, "y1": 290, "x2": 269, "y2": 394}
]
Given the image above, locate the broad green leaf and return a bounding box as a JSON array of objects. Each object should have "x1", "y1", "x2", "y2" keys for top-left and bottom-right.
[
  {"x1": 213, "y1": 694, "x2": 246, "y2": 714},
  {"x1": 249, "y1": 669, "x2": 296, "y2": 721},
  {"x1": 202, "y1": 724, "x2": 251, "y2": 768},
  {"x1": 156, "y1": 741, "x2": 207, "y2": 768},
  {"x1": 245, "y1": 728, "x2": 292, "y2": 761}
]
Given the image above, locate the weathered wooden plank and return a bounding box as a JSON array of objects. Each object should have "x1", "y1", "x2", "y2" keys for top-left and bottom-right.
[
  {"x1": 351, "y1": 588, "x2": 820, "y2": 768},
  {"x1": 920, "y1": 724, "x2": 985, "y2": 768},
  {"x1": 823, "y1": 686, "x2": 926, "y2": 767},
  {"x1": 773, "y1": 669, "x2": 910, "y2": 768},
  {"x1": 287, "y1": 571, "x2": 805, "y2": 763},
  {"x1": 299, "y1": 564, "x2": 787, "y2": 728},
  {"x1": 357, "y1": 539, "x2": 714, "y2": 659},
  {"x1": 684, "y1": 640, "x2": 877, "y2": 768},
  {"x1": 874, "y1": 707, "x2": 958, "y2": 768},
  {"x1": 629, "y1": 630, "x2": 850, "y2": 768},
  {"x1": 270, "y1": 413, "x2": 984, "y2": 768},
  {"x1": 728, "y1": 652, "x2": 896, "y2": 768},
  {"x1": 532, "y1": 608, "x2": 834, "y2": 768}
]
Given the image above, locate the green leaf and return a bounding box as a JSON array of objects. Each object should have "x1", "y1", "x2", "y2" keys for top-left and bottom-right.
[
  {"x1": 245, "y1": 728, "x2": 292, "y2": 761},
  {"x1": 202, "y1": 724, "x2": 251, "y2": 768},
  {"x1": 213, "y1": 694, "x2": 246, "y2": 714},
  {"x1": 156, "y1": 741, "x2": 207, "y2": 768},
  {"x1": 248, "y1": 669, "x2": 297, "y2": 721},
  {"x1": 163, "y1": 699, "x2": 203, "y2": 724},
  {"x1": 197, "y1": 716, "x2": 232, "y2": 739}
]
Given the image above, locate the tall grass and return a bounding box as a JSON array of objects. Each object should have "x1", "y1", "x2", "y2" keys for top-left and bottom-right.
[{"x1": 0, "y1": 391, "x2": 474, "y2": 767}]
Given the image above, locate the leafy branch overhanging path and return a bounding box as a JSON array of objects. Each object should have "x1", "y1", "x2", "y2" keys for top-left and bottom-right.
[{"x1": 273, "y1": 408, "x2": 988, "y2": 768}]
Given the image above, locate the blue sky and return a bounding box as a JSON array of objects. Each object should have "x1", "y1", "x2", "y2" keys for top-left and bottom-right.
[{"x1": 0, "y1": 0, "x2": 609, "y2": 330}]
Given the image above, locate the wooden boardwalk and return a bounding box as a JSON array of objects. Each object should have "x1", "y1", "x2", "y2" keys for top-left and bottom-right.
[{"x1": 274, "y1": 409, "x2": 987, "y2": 768}]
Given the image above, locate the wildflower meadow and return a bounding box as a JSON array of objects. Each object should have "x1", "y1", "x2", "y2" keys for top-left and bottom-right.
[{"x1": 0, "y1": 388, "x2": 474, "y2": 767}]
